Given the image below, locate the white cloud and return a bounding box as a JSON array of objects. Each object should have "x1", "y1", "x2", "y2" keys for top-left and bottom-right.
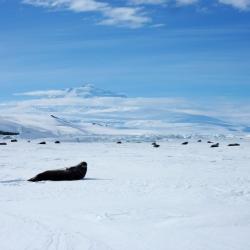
[
  {"x1": 218, "y1": 0, "x2": 250, "y2": 10},
  {"x1": 15, "y1": 89, "x2": 66, "y2": 98},
  {"x1": 130, "y1": 0, "x2": 197, "y2": 5},
  {"x1": 130, "y1": 0, "x2": 166, "y2": 4},
  {"x1": 129, "y1": 0, "x2": 250, "y2": 10},
  {"x1": 68, "y1": 0, "x2": 108, "y2": 12},
  {"x1": 176, "y1": 0, "x2": 198, "y2": 6},
  {"x1": 100, "y1": 7, "x2": 151, "y2": 28},
  {"x1": 22, "y1": 0, "x2": 250, "y2": 29},
  {"x1": 22, "y1": 0, "x2": 151, "y2": 27}
]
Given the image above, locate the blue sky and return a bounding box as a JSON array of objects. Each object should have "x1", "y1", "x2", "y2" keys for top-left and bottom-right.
[{"x1": 0, "y1": 0, "x2": 250, "y2": 99}]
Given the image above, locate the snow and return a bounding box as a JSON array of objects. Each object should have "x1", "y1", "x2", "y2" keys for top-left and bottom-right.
[
  {"x1": 0, "y1": 84, "x2": 250, "y2": 248},
  {"x1": 0, "y1": 140, "x2": 250, "y2": 250},
  {"x1": 1, "y1": 84, "x2": 250, "y2": 140}
]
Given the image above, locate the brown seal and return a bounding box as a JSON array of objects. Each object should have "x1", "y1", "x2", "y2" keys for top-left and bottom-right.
[{"x1": 28, "y1": 162, "x2": 87, "y2": 182}]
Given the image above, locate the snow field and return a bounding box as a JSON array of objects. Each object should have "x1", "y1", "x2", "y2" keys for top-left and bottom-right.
[{"x1": 0, "y1": 140, "x2": 250, "y2": 250}]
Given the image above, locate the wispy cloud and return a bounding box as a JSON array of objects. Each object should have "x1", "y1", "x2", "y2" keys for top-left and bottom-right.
[
  {"x1": 218, "y1": 0, "x2": 250, "y2": 10},
  {"x1": 100, "y1": 7, "x2": 151, "y2": 28},
  {"x1": 130, "y1": 0, "x2": 250, "y2": 10},
  {"x1": 22, "y1": 0, "x2": 250, "y2": 29},
  {"x1": 130, "y1": 0, "x2": 198, "y2": 5},
  {"x1": 129, "y1": 0, "x2": 166, "y2": 4},
  {"x1": 176, "y1": 0, "x2": 198, "y2": 6},
  {"x1": 23, "y1": 0, "x2": 151, "y2": 28},
  {"x1": 14, "y1": 89, "x2": 66, "y2": 98}
]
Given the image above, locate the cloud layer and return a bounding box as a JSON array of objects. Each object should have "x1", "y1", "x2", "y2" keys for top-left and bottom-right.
[
  {"x1": 23, "y1": 0, "x2": 151, "y2": 28},
  {"x1": 218, "y1": 0, "x2": 250, "y2": 10},
  {"x1": 22, "y1": 0, "x2": 250, "y2": 28}
]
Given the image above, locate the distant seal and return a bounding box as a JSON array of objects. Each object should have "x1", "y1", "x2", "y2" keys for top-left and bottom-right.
[
  {"x1": 0, "y1": 142, "x2": 7, "y2": 145},
  {"x1": 54, "y1": 141, "x2": 60, "y2": 144},
  {"x1": 28, "y1": 162, "x2": 87, "y2": 182},
  {"x1": 153, "y1": 144, "x2": 160, "y2": 148},
  {"x1": 211, "y1": 143, "x2": 219, "y2": 148},
  {"x1": 11, "y1": 139, "x2": 18, "y2": 142},
  {"x1": 182, "y1": 142, "x2": 188, "y2": 145},
  {"x1": 207, "y1": 141, "x2": 213, "y2": 144},
  {"x1": 117, "y1": 141, "x2": 122, "y2": 144},
  {"x1": 39, "y1": 141, "x2": 46, "y2": 145},
  {"x1": 197, "y1": 139, "x2": 202, "y2": 142},
  {"x1": 228, "y1": 143, "x2": 240, "y2": 147}
]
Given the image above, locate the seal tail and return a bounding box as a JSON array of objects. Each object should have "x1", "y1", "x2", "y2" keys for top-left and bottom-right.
[{"x1": 28, "y1": 176, "x2": 39, "y2": 182}]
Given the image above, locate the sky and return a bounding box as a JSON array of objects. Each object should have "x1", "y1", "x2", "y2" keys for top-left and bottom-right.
[{"x1": 0, "y1": 0, "x2": 250, "y2": 100}]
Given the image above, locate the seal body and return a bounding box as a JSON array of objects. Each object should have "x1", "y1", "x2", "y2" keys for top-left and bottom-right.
[
  {"x1": 28, "y1": 162, "x2": 87, "y2": 182},
  {"x1": 228, "y1": 143, "x2": 240, "y2": 147}
]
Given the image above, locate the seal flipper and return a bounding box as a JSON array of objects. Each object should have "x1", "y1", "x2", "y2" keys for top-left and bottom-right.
[
  {"x1": 28, "y1": 177, "x2": 38, "y2": 182},
  {"x1": 28, "y1": 173, "x2": 44, "y2": 182}
]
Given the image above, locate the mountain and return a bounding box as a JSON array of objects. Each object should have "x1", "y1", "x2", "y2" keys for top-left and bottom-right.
[{"x1": 1, "y1": 84, "x2": 250, "y2": 140}]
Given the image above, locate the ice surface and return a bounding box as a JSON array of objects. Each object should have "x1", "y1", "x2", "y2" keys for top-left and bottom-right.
[{"x1": 0, "y1": 140, "x2": 250, "y2": 250}]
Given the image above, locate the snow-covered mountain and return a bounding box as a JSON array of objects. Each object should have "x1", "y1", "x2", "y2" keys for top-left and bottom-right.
[{"x1": 1, "y1": 84, "x2": 250, "y2": 140}]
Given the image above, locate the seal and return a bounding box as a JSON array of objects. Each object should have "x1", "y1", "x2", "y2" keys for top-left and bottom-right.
[
  {"x1": 28, "y1": 162, "x2": 87, "y2": 182},
  {"x1": 39, "y1": 141, "x2": 46, "y2": 145},
  {"x1": 211, "y1": 143, "x2": 219, "y2": 148},
  {"x1": 182, "y1": 142, "x2": 188, "y2": 145},
  {"x1": 228, "y1": 143, "x2": 240, "y2": 147}
]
